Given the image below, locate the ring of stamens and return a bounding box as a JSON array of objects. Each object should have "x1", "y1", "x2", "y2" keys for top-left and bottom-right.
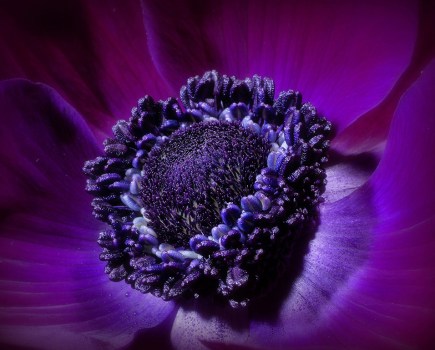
[{"x1": 84, "y1": 71, "x2": 331, "y2": 307}]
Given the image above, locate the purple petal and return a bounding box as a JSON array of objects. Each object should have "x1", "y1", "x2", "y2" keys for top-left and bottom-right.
[
  {"x1": 143, "y1": 0, "x2": 417, "y2": 132},
  {"x1": 372, "y1": 59, "x2": 435, "y2": 232},
  {"x1": 0, "y1": 80, "x2": 174, "y2": 349},
  {"x1": 171, "y1": 60, "x2": 435, "y2": 349},
  {"x1": 170, "y1": 182, "x2": 374, "y2": 349},
  {"x1": 0, "y1": 1, "x2": 172, "y2": 139},
  {"x1": 333, "y1": 1, "x2": 435, "y2": 155},
  {"x1": 246, "y1": 187, "x2": 375, "y2": 349},
  {"x1": 347, "y1": 60, "x2": 435, "y2": 345}
]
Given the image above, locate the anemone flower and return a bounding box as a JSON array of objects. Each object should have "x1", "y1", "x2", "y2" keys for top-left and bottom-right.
[{"x1": 1, "y1": 1, "x2": 435, "y2": 350}]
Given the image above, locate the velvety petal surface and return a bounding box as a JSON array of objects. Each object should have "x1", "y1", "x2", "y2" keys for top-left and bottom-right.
[
  {"x1": 172, "y1": 60, "x2": 435, "y2": 349},
  {"x1": 171, "y1": 302, "x2": 250, "y2": 350},
  {"x1": 171, "y1": 183, "x2": 374, "y2": 350},
  {"x1": 0, "y1": 0, "x2": 172, "y2": 139},
  {"x1": 333, "y1": 0, "x2": 435, "y2": 155},
  {"x1": 371, "y1": 60, "x2": 435, "y2": 233},
  {"x1": 0, "y1": 80, "x2": 174, "y2": 349},
  {"x1": 302, "y1": 59, "x2": 435, "y2": 349},
  {"x1": 143, "y1": 0, "x2": 417, "y2": 133}
]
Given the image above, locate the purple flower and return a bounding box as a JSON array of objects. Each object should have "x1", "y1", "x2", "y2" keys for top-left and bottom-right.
[{"x1": 1, "y1": 1, "x2": 435, "y2": 349}]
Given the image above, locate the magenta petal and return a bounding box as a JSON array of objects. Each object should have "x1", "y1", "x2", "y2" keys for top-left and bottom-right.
[
  {"x1": 0, "y1": 80, "x2": 174, "y2": 349},
  {"x1": 0, "y1": 1, "x2": 172, "y2": 137},
  {"x1": 372, "y1": 60, "x2": 435, "y2": 232},
  {"x1": 333, "y1": 1, "x2": 435, "y2": 156},
  {"x1": 143, "y1": 0, "x2": 417, "y2": 132}
]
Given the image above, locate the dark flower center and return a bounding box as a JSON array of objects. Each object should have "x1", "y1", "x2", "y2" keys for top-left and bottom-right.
[
  {"x1": 83, "y1": 70, "x2": 331, "y2": 307},
  {"x1": 140, "y1": 122, "x2": 269, "y2": 247}
]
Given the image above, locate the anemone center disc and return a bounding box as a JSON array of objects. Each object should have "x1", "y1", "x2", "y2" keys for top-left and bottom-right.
[
  {"x1": 84, "y1": 70, "x2": 332, "y2": 307},
  {"x1": 140, "y1": 121, "x2": 269, "y2": 247}
]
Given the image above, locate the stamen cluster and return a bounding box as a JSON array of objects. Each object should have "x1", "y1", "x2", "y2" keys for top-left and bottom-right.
[{"x1": 84, "y1": 71, "x2": 331, "y2": 307}]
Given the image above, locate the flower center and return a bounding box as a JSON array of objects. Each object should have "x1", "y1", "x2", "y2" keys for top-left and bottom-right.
[
  {"x1": 140, "y1": 122, "x2": 269, "y2": 247},
  {"x1": 84, "y1": 70, "x2": 332, "y2": 307}
]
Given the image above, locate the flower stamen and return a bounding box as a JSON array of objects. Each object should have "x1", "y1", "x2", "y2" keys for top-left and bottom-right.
[{"x1": 84, "y1": 71, "x2": 331, "y2": 307}]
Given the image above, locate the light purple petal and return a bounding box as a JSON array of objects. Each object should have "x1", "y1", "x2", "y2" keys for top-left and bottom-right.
[
  {"x1": 170, "y1": 177, "x2": 375, "y2": 349},
  {"x1": 324, "y1": 152, "x2": 378, "y2": 204},
  {"x1": 171, "y1": 302, "x2": 250, "y2": 350},
  {"x1": 343, "y1": 60, "x2": 435, "y2": 345},
  {"x1": 0, "y1": 80, "x2": 174, "y2": 349},
  {"x1": 0, "y1": 1, "x2": 172, "y2": 139},
  {"x1": 143, "y1": 0, "x2": 417, "y2": 132},
  {"x1": 246, "y1": 187, "x2": 375, "y2": 348}
]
